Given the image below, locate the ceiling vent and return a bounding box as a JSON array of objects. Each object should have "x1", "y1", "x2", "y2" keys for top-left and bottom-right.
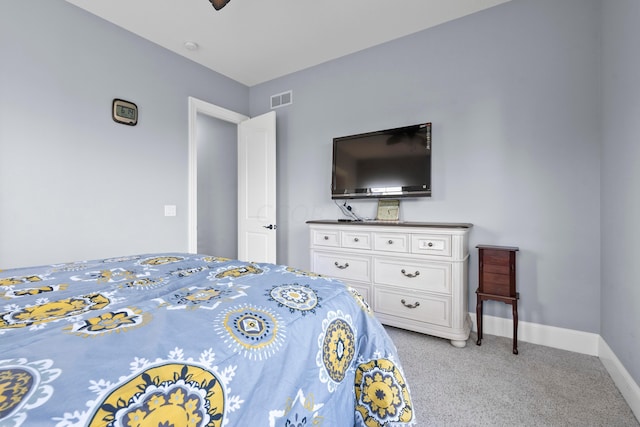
[{"x1": 270, "y1": 90, "x2": 293, "y2": 109}]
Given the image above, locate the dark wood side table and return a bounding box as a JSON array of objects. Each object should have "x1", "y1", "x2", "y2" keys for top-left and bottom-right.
[{"x1": 475, "y1": 245, "x2": 520, "y2": 354}]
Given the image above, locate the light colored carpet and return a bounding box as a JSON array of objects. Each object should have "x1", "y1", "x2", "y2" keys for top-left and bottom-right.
[{"x1": 385, "y1": 326, "x2": 639, "y2": 426}]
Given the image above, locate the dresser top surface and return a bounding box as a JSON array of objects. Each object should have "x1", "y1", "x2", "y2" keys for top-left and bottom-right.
[{"x1": 306, "y1": 219, "x2": 473, "y2": 229}]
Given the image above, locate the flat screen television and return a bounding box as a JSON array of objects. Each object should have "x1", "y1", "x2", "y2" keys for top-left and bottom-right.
[{"x1": 331, "y1": 122, "x2": 431, "y2": 199}]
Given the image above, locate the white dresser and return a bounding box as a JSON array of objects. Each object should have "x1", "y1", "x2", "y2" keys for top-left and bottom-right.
[{"x1": 307, "y1": 220, "x2": 473, "y2": 347}]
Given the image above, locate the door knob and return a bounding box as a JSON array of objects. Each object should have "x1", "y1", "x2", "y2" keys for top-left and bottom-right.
[{"x1": 263, "y1": 224, "x2": 277, "y2": 230}]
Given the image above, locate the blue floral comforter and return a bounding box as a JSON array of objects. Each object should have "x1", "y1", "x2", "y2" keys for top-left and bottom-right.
[{"x1": 0, "y1": 253, "x2": 414, "y2": 426}]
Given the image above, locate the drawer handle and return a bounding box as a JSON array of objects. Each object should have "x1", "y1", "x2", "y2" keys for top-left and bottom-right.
[
  {"x1": 401, "y1": 269, "x2": 420, "y2": 278},
  {"x1": 354, "y1": 237, "x2": 359, "y2": 242},
  {"x1": 334, "y1": 262, "x2": 349, "y2": 269},
  {"x1": 388, "y1": 240, "x2": 393, "y2": 245},
  {"x1": 324, "y1": 236, "x2": 329, "y2": 240},
  {"x1": 428, "y1": 242, "x2": 434, "y2": 247},
  {"x1": 401, "y1": 299, "x2": 420, "y2": 309}
]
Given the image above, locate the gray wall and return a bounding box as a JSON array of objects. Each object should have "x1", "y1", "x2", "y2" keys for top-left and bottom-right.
[
  {"x1": 250, "y1": 0, "x2": 602, "y2": 334},
  {"x1": 601, "y1": 0, "x2": 640, "y2": 385},
  {"x1": 1, "y1": 0, "x2": 636, "y2": 387},
  {"x1": 0, "y1": 0, "x2": 249, "y2": 267}
]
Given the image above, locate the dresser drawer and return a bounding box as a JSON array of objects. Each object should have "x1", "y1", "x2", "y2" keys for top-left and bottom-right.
[
  {"x1": 312, "y1": 229, "x2": 340, "y2": 247},
  {"x1": 375, "y1": 287, "x2": 451, "y2": 327},
  {"x1": 341, "y1": 231, "x2": 372, "y2": 250},
  {"x1": 312, "y1": 251, "x2": 371, "y2": 283},
  {"x1": 411, "y1": 234, "x2": 452, "y2": 256},
  {"x1": 374, "y1": 258, "x2": 451, "y2": 294},
  {"x1": 373, "y1": 233, "x2": 409, "y2": 253}
]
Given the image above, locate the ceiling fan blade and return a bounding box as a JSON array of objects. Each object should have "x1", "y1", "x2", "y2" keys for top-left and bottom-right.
[{"x1": 209, "y1": 0, "x2": 231, "y2": 10}]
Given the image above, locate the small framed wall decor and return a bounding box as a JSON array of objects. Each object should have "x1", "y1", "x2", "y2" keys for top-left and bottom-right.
[
  {"x1": 376, "y1": 199, "x2": 400, "y2": 221},
  {"x1": 112, "y1": 98, "x2": 138, "y2": 126}
]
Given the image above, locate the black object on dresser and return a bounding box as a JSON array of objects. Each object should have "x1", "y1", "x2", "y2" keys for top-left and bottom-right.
[{"x1": 475, "y1": 245, "x2": 520, "y2": 354}]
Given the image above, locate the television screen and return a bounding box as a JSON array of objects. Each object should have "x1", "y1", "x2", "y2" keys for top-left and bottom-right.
[{"x1": 331, "y1": 122, "x2": 431, "y2": 199}]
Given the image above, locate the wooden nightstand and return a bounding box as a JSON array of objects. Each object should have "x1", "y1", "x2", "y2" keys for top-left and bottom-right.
[{"x1": 475, "y1": 245, "x2": 519, "y2": 354}]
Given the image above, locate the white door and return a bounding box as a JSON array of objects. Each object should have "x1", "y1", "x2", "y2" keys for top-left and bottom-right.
[{"x1": 237, "y1": 111, "x2": 277, "y2": 263}]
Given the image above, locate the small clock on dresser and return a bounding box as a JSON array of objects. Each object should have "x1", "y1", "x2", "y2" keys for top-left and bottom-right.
[{"x1": 376, "y1": 199, "x2": 400, "y2": 221}]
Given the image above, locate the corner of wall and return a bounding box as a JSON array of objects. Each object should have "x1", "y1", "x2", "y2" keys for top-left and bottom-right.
[{"x1": 599, "y1": 336, "x2": 640, "y2": 422}]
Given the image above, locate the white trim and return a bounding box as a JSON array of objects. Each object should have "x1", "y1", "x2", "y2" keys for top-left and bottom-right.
[
  {"x1": 469, "y1": 313, "x2": 640, "y2": 421},
  {"x1": 599, "y1": 337, "x2": 640, "y2": 421},
  {"x1": 469, "y1": 313, "x2": 599, "y2": 356},
  {"x1": 187, "y1": 97, "x2": 248, "y2": 253}
]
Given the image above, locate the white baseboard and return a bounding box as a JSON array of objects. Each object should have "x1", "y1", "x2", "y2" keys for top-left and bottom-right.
[
  {"x1": 469, "y1": 313, "x2": 640, "y2": 422},
  {"x1": 599, "y1": 337, "x2": 640, "y2": 421},
  {"x1": 469, "y1": 313, "x2": 600, "y2": 356}
]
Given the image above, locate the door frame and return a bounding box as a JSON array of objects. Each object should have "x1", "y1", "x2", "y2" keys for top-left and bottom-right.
[{"x1": 187, "y1": 96, "x2": 248, "y2": 253}]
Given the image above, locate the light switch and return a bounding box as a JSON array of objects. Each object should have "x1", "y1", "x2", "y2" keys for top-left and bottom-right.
[{"x1": 164, "y1": 205, "x2": 177, "y2": 217}]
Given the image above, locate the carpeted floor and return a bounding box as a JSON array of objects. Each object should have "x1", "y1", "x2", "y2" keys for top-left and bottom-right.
[{"x1": 385, "y1": 326, "x2": 639, "y2": 426}]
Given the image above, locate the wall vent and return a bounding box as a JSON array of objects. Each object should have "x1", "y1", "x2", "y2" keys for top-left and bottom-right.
[{"x1": 270, "y1": 90, "x2": 293, "y2": 109}]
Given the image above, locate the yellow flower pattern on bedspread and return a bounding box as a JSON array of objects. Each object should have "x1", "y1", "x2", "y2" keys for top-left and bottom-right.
[
  {"x1": 0, "y1": 293, "x2": 110, "y2": 329},
  {"x1": 355, "y1": 359, "x2": 414, "y2": 426},
  {"x1": 0, "y1": 253, "x2": 414, "y2": 426},
  {"x1": 89, "y1": 363, "x2": 225, "y2": 427}
]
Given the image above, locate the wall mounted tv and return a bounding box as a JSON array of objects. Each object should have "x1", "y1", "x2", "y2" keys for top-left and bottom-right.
[{"x1": 331, "y1": 122, "x2": 431, "y2": 199}]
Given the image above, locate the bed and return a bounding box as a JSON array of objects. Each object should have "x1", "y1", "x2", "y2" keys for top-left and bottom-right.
[{"x1": 0, "y1": 253, "x2": 415, "y2": 426}]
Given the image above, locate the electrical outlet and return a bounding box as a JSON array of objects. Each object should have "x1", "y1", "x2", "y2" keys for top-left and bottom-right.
[{"x1": 164, "y1": 205, "x2": 177, "y2": 217}]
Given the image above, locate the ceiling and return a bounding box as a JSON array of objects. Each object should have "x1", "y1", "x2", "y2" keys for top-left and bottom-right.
[{"x1": 65, "y1": 0, "x2": 511, "y2": 87}]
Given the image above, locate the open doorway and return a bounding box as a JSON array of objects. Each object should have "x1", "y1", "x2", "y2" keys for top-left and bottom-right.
[
  {"x1": 187, "y1": 97, "x2": 248, "y2": 255},
  {"x1": 196, "y1": 114, "x2": 237, "y2": 257}
]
